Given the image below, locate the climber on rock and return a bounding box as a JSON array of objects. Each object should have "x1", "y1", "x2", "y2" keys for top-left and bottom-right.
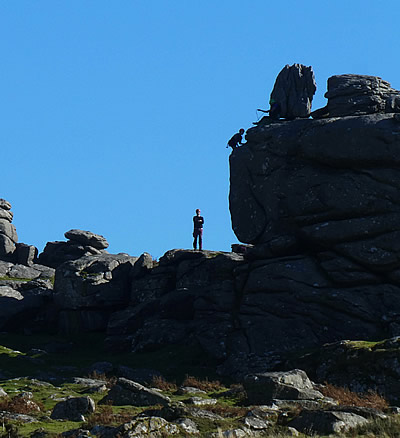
[
  {"x1": 227, "y1": 128, "x2": 245, "y2": 149},
  {"x1": 257, "y1": 99, "x2": 281, "y2": 120}
]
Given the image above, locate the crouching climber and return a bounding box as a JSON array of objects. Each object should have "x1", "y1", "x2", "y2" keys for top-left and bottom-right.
[{"x1": 227, "y1": 128, "x2": 245, "y2": 149}]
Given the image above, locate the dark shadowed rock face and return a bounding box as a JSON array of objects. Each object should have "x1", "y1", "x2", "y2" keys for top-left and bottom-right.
[
  {"x1": 54, "y1": 253, "x2": 138, "y2": 333},
  {"x1": 223, "y1": 110, "x2": 400, "y2": 373}
]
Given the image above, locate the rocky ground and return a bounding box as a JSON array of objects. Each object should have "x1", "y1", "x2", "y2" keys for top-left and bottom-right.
[{"x1": 0, "y1": 331, "x2": 399, "y2": 438}]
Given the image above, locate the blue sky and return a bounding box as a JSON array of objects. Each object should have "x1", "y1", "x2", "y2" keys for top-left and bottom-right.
[{"x1": 1, "y1": 1, "x2": 400, "y2": 259}]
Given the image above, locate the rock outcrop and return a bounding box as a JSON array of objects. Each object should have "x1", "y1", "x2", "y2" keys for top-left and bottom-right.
[
  {"x1": 244, "y1": 369, "x2": 324, "y2": 405},
  {"x1": 54, "y1": 252, "x2": 138, "y2": 333},
  {"x1": 38, "y1": 229, "x2": 109, "y2": 269},
  {"x1": 51, "y1": 396, "x2": 95, "y2": 421},
  {"x1": 100, "y1": 377, "x2": 171, "y2": 407},
  {"x1": 0, "y1": 199, "x2": 17, "y2": 261},
  {"x1": 104, "y1": 249, "x2": 244, "y2": 356},
  {"x1": 3, "y1": 72, "x2": 400, "y2": 400},
  {"x1": 312, "y1": 74, "x2": 400, "y2": 118},
  {"x1": 269, "y1": 63, "x2": 316, "y2": 119}
]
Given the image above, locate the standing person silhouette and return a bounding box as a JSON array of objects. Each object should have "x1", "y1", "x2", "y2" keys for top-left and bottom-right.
[{"x1": 193, "y1": 209, "x2": 204, "y2": 251}]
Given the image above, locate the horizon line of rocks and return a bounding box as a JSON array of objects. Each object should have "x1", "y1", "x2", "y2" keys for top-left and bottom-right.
[{"x1": 0, "y1": 198, "x2": 111, "y2": 269}]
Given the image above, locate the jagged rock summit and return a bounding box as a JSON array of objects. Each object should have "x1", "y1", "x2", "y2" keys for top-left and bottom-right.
[{"x1": 269, "y1": 63, "x2": 316, "y2": 119}]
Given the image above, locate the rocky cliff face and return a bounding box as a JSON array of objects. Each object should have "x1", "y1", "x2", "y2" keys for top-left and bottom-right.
[{"x1": 3, "y1": 73, "x2": 400, "y2": 386}]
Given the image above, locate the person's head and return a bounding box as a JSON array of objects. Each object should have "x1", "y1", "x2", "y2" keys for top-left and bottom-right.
[
  {"x1": 239, "y1": 128, "x2": 245, "y2": 135},
  {"x1": 196, "y1": 208, "x2": 201, "y2": 215}
]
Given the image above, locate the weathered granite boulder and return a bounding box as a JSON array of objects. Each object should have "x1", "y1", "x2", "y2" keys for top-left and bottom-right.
[
  {"x1": 244, "y1": 369, "x2": 323, "y2": 404},
  {"x1": 64, "y1": 229, "x2": 109, "y2": 249},
  {"x1": 131, "y1": 252, "x2": 154, "y2": 278},
  {"x1": 0, "y1": 199, "x2": 17, "y2": 261},
  {"x1": 288, "y1": 410, "x2": 369, "y2": 435},
  {"x1": 116, "y1": 417, "x2": 180, "y2": 437},
  {"x1": 51, "y1": 396, "x2": 95, "y2": 421},
  {"x1": 54, "y1": 253, "x2": 138, "y2": 333},
  {"x1": 100, "y1": 377, "x2": 170, "y2": 406},
  {"x1": 38, "y1": 229, "x2": 110, "y2": 269},
  {"x1": 15, "y1": 243, "x2": 38, "y2": 266},
  {"x1": 269, "y1": 64, "x2": 316, "y2": 119},
  {"x1": 312, "y1": 74, "x2": 400, "y2": 118}
]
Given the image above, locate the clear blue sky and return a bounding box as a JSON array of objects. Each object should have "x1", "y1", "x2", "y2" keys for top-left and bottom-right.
[{"x1": 2, "y1": 1, "x2": 400, "y2": 259}]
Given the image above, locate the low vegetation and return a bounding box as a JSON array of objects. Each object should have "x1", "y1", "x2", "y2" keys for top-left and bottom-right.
[
  {"x1": 181, "y1": 375, "x2": 224, "y2": 392},
  {"x1": 320, "y1": 383, "x2": 389, "y2": 410},
  {"x1": 0, "y1": 333, "x2": 399, "y2": 437}
]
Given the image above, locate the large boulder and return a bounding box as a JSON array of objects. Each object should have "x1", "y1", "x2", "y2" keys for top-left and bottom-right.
[
  {"x1": 269, "y1": 63, "x2": 316, "y2": 119},
  {"x1": 100, "y1": 377, "x2": 170, "y2": 406},
  {"x1": 288, "y1": 410, "x2": 369, "y2": 435},
  {"x1": 38, "y1": 229, "x2": 109, "y2": 269},
  {"x1": 50, "y1": 396, "x2": 95, "y2": 421},
  {"x1": 64, "y1": 229, "x2": 109, "y2": 249},
  {"x1": 244, "y1": 369, "x2": 323, "y2": 404},
  {"x1": 312, "y1": 74, "x2": 400, "y2": 118}
]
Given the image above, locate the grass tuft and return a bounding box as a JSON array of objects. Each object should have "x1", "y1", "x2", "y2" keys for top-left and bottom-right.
[
  {"x1": 151, "y1": 376, "x2": 178, "y2": 393},
  {"x1": 84, "y1": 403, "x2": 134, "y2": 429},
  {"x1": 347, "y1": 416, "x2": 400, "y2": 437},
  {"x1": 320, "y1": 383, "x2": 389, "y2": 410},
  {"x1": 0, "y1": 395, "x2": 43, "y2": 415},
  {"x1": 182, "y1": 375, "x2": 224, "y2": 392}
]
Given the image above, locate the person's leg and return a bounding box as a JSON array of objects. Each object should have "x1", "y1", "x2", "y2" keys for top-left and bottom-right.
[
  {"x1": 198, "y1": 229, "x2": 203, "y2": 250},
  {"x1": 193, "y1": 231, "x2": 198, "y2": 250}
]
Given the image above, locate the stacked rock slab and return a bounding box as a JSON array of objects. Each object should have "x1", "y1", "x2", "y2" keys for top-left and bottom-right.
[
  {"x1": 0, "y1": 199, "x2": 17, "y2": 262},
  {"x1": 38, "y1": 229, "x2": 109, "y2": 268},
  {"x1": 269, "y1": 63, "x2": 316, "y2": 119},
  {"x1": 312, "y1": 74, "x2": 400, "y2": 118}
]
